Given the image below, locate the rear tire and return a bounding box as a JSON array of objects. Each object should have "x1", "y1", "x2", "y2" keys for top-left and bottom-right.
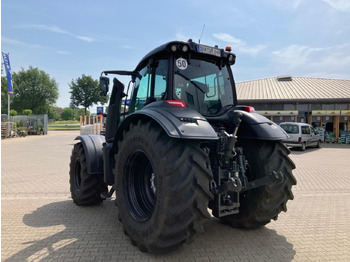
[
  {"x1": 115, "y1": 119, "x2": 213, "y2": 253},
  {"x1": 220, "y1": 140, "x2": 296, "y2": 228},
  {"x1": 69, "y1": 143, "x2": 107, "y2": 205}
]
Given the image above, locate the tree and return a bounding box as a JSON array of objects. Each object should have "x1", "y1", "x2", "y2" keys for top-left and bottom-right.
[
  {"x1": 61, "y1": 107, "x2": 76, "y2": 120},
  {"x1": 48, "y1": 106, "x2": 60, "y2": 121},
  {"x1": 69, "y1": 74, "x2": 108, "y2": 114},
  {"x1": 74, "y1": 108, "x2": 89, "y2": 120},
  {"x1": 11, "y1": 66, "x2": 59, "y2": 114}
]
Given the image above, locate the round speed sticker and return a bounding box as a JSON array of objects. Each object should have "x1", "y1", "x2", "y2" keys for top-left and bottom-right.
[{"x1": 176, "y1": 58, "x2": 188, "y2": 70}]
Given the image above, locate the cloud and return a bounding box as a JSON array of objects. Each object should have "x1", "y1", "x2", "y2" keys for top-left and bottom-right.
[
  {"x1": 322, "y1": 0, "x2": 350, "y2": 12},
  {"x1": 212, "y1": 33, "x2": 266, "y2": 56},
  {"x1": 262, "y1": 0, "x2": 304, "y2": 11},
  {"x1": 272, "y1": 43, "x2": 350, "y2": 78},
  {"x1": 17, "y1": 24, "x2": 95, "y2": 42},
  {"x1": 3, "y1": 36, "x2": 69, "y2": 55},
  {"x1": 293, "y1": 0, "x2": 303, "y2": 9},
  {"x1": 2, "y1": 37, "x2": 43, "y2": 48},
  {"x1": 176, "y1": 32, "x2": 190, "y2": 42},
  {"x1": 56, "y1": 50, "x2": 69, "y2": 55},
  {"x1": 272, "y1": 44, "x2": 327, "y2": 68}
]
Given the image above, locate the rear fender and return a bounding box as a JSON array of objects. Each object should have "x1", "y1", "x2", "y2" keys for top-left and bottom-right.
[
  {"x1": 236, "y1": 110, "x2": 289, "y2": 140},
  {"x1": 75, "y1": 135, "x2": 105, "y2": 174},
  {"x1": 114, "y1": 101, "x2": 218, "y2": 151}
]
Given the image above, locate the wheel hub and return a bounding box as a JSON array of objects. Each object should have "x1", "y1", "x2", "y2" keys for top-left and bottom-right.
[{"x1": 124, "y1": 151, "x2": 156, "y2": 222}]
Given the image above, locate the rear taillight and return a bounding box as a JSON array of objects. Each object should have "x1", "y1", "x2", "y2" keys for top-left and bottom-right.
[
  {"x1": 298, "y1": 137, "x2": 302, "y2": 142},
  {"x1": 244, "y1": 106, "x2": 255, "y2": 112},
  {"x1": 235, "y1": 105, "x2": 255, "y2": 112},
  {"x1": 165, "y1": 100, "x2": 186, "y2": 107}
]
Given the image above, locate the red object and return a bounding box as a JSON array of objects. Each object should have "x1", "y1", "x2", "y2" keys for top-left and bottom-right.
[
  {"x1": 165, "y1": 100, "x2": 187, "y2": 107},
  {"x1": 244, "y1": 106, "x2": 255, "y2": 112}
]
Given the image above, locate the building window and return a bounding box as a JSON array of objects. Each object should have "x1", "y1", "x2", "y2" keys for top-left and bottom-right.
[{"x1": 311, "y1": 104, "x2": 321, "y2": 110}]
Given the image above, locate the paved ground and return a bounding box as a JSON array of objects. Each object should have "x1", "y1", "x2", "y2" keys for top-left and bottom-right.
[{"x1": 1, "y1": 131, "x2": 350, "y2": 261}]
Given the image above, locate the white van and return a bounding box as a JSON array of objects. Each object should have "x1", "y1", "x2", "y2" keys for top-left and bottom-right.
[{"x1": 279, "y1": 122, "x2": 322, "y2": 151}]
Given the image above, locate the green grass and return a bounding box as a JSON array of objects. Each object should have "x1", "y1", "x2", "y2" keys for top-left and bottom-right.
[
  {"x1": 48, "y1": 125, "x2": 80, "y2": 130},
  {"x1": 48, "y1": 121, "x2": 80, "y2": 130},
  {"x1": 49, "y1": 120, "x2": 80, "y2": 125}
]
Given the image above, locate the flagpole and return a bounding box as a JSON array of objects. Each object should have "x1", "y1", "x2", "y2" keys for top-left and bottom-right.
[
  {"x1": 7, "y1": 53, "x2": 9, "y2": 120},
  {"x1": 8, "y1": 93, "x2": 10, "y2": 120}
]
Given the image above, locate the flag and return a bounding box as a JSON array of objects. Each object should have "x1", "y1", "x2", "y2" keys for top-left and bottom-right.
[{"x1": 2, "y1": 52, "x2": 14, "y2": 95}]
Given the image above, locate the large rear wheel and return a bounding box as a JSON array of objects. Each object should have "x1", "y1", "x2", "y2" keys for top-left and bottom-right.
[
  {"x1": 115, "y1": 119, "x2": 213, "y2": 253},
  {"x1": 220, "y1": 139, "x2": 296, "y2": 228}
]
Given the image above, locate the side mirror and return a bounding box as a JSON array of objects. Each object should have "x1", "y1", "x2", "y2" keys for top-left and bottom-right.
[{"x1": 99, "y1": 76, "x2": 109, "y2": 96}]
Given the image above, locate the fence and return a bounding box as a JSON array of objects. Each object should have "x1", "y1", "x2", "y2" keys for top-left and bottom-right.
[
  {"x1": 1, "y1": 114, "x2": 48, "y2": 137},
  {"x1": 80, "y1": 115, "x2": 104, "y2": 135}
]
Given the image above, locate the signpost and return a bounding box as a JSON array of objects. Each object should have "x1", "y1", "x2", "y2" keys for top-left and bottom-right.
[{"x1": 97, "y1": 106, "x2": 104, "y2": 115}]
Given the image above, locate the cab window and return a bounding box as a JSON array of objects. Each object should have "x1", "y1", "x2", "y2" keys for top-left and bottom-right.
[
  {"x1": 128, "y1": 59, "x2": 168, "y2": 113},
  {"x1": 173, "y1": 58, "x2": 233, "y2": 116}
]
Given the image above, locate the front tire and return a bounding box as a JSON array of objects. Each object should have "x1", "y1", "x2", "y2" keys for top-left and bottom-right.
[
  {"x1": 69, "y1": 143, "x2": 107, "y2": 205},
  {"x1": 220, "y1": 140, "x2": 296, "y2": 228},
  {"x1": 316, "y1": 140, "x2": 321, "y2": 148},
  {"x1": 115, "y1": 120, "x2": 213, "y2": 253}
]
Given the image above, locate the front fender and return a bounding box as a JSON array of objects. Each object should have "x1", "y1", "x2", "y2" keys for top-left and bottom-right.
[{"x1": 75, "y1": 135, "x2": 105, "y2": 174}]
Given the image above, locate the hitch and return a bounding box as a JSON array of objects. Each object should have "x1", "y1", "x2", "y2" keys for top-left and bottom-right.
[
  {"x1": 211, "y1": 177, "x2": 242, "y2": 194},
  {"x1": 242, "y1": 171, "x2": 284, "y2": 192}
]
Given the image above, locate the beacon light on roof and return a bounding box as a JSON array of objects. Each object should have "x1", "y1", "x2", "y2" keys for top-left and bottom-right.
[{"x1": 225, "y1": 46, "x2": 232, "y2": 52}]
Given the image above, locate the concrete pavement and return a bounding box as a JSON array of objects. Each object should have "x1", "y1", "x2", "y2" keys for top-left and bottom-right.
[{"x1": 1, "y1": 131, "x2": 350, "y2": 261}]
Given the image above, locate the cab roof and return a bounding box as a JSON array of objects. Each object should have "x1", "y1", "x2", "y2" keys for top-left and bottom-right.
[{"x1": 135, "y1": 40, "x2": 234, "y2": 71}]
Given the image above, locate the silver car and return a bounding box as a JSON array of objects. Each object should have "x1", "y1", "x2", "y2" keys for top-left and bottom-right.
[{"x1": 280, "y1": 122, "x2": 322, "y2": 151}]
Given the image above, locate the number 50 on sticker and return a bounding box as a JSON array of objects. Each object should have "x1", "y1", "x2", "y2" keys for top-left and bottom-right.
[{"x1": 176, "y1": 58, "x2": 188, "y2": 70}]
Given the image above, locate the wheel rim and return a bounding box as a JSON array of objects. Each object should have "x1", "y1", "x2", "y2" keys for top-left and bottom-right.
[
  {"x1": 124, "y1": 150, "x2": 156, "y2": 222},
  {"x1": 74, "y1": 159, "x2": 82, "y2": 190}
]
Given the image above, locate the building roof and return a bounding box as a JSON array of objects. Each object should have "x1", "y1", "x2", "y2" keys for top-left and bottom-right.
[{"x1": 236, "y1": 76, "x2": 350, "y2": 103}]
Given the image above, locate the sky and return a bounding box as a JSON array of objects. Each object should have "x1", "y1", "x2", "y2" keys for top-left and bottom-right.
[{"x1": 1, "y1": 0, "x2": 350, "y2": 112}]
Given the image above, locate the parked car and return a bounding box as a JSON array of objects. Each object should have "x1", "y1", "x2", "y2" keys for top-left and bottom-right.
[{"x1": 279, "y1": 122, "x2": 322, "y2": 151}]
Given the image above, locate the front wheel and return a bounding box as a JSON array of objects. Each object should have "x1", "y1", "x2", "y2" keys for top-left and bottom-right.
[
  {"x1": 219, "y1": 140, "x2": 296, "y2": 228},
  {"x1": 115, "y1": 120, "x2": 213, "y2": 253},
  {"x1": 69, "y1": 143, "x2": 107, "y2": 205},
  {"x1": 316, "y1": 140, "x2": 321, "y2": 148}
]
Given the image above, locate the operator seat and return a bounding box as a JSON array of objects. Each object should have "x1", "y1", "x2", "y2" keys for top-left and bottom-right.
[{"x1": 181, "y1": 80, "x2": 209, "y2": 113}]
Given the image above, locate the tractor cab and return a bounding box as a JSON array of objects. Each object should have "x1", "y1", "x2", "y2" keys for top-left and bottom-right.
[{"x1": 100, "y1": 40, "x2": 238, "y2": 132}]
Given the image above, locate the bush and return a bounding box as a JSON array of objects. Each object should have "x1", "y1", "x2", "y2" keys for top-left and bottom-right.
[
  {"x1": 10, "y1": 109, "x2": 18, "y2": 116},
  {"x1": 61, "y1": 107, "x2": 75, "y2": 121},
  {"x1": 22, "y1": 109, "x2": 32, "y2": 115},
  {"x1": 17, "y1": 120, "x2": 23, "y2": 127}
]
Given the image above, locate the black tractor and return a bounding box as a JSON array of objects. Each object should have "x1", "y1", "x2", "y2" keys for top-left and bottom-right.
[{"x1": 69, "y1": 40, "x2": 296, "y2": 253}]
